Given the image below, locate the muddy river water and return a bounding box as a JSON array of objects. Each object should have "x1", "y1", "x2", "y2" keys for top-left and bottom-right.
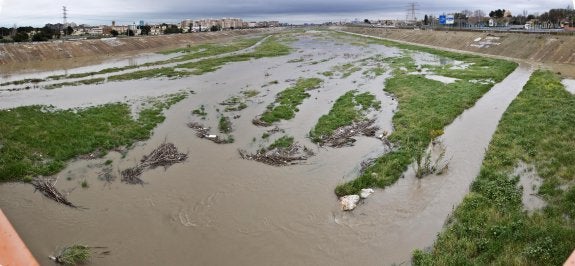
[{"x1": 0, "y1": 31, "x2": 533, "y2": 265}]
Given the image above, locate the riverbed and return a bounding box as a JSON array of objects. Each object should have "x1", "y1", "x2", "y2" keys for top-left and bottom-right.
[{"x1": 0, "y1": 30, "x2": 532, "y2": 265}]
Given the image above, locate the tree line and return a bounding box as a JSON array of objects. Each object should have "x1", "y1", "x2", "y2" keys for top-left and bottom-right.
[{"x1": 421, "y1": 7, "x2": 575, "y2": 28}]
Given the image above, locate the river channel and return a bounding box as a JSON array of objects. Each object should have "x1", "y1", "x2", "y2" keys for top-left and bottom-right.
[{"x1": 0, "y1": 30, "x2": 533, "y2": 265}]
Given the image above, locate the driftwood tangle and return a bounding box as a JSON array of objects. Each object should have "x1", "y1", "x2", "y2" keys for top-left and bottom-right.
[
  {"x1": 187, "y1": 122, "x2": 232, "y2": 144},
  {"x1": 239, "y1": 143, "x2": 314, "y2": 166},
  {"x1": 121, "y1": 142, "x2": 187, "y2": 184},
  {"x1": 319, "y1": 119, "x2": 379, "y2": 148},
  {"x1": 31, "y1": 177, "x2": 76, "y2": 208}
]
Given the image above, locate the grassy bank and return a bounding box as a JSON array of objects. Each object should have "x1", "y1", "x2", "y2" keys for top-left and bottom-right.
[
  {"x1": 334, "y1": 33, "x2": 517, "y2": 196},
  {"x1": 260, "y1": 77, "x2": 323, "y2": 123},
  {"x1": 0, "y1": 93, "x2": 187, "y2": 182},
  {"x1": 412, "y1": 70, "x2": 575, "y2": 265},
  {"x1": 309, "y1": 90, "x2": 380, "y2": 143}
]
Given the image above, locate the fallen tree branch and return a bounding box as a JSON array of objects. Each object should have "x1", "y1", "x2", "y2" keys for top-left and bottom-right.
[
  {"x1": 120, "y1": 142, "x2": 187, "y2": 185},
  {"x1": 239, "y1": 143, "x2": 314, "y2": 166},
  {"x1": 32, "y1": 177, "x2": 76, "y2": 208}
]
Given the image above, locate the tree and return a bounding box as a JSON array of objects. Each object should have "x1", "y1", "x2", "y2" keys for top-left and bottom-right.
[
  {"x1": 424, "y1": 14, "x2": 429, "y2": 25},
  {"x1": 139, "y1": 25, "x2": 151, "y2": 35},
  {"x1": 110, "y1": 30, "x2": 119, "y2": 37},
  {"x1": 210, "y1": 25, "x2": 221, "y2": 31},
  {"x1": 164, "y1": 25, "x2": 182, "y2": 34},
  {"x1": 13, "y1": 32, "x2": 29, "y2": 42},
  {"x1": 489, "y1": 9, "x2": 505, "y2": 19},
  {"x1": 65, "y1": 26, "x2": 74, "y2": 35},
  {"x1": 364, "y1": 19, "x2": 371, "y2": 24},
  {"x1": 127, "y1": 29, "x2": 135, "y2": 36}
]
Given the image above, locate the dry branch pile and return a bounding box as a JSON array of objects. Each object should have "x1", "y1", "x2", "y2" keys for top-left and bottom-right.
[
  {"x1": 187, "y1": 122, "x2": 233, "y2": 144},
  {"x1": 319, "y1": 119, "x2": 380, "y2": 148},
  {"x1": 251, "y1": 117, "x2": 271, "y2": 127},
  {"x1": 239, "y1": 144, "x2": 314, "y2": 166},
  {"x1": 32, "y1": 177, "x2": 76, "y2": 208},
  {"x1": 121, "y1": 142, "x2": 187, "y2": 184}
]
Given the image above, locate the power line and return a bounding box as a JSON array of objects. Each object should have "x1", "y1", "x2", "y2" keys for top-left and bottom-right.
[
  {"x1": 62, "y1": 6, "x2": 68, "y2": 35},
  {"x1": 405, "y1": 2, "x2": 418, "y2": 23}
]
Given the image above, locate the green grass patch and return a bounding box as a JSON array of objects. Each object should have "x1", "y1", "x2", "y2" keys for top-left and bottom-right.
[
  {"x1": 0, "y1": 78, "x2": 45, "y2": 87},
  {"x1": 260, "y1": 77, "x2": 323, "y2": 124},
  {"x1": 268, "y1": 135, "x2": 294, "y2": 150},
  {"x1": 192, "y1": 105, "x2": 207, "y2": 119},
  {"x1": 241, "y1": 89, "x2": 260, "y2": 98},
  {"x1": 177, "y1": 36, "x2": 292, "y2": 75},
  {"x1": 309, "y1": 90, "x2": 380, "y2": 143},
  {"x1": 332, "y1": 63, "x2": 362, "y2": 79},
  {"x1": 107, "y1": 35, "x2": 290, "y2": 81},
  {"x1": 0, "y1": 93, "x2": 187, "y2": 182},
  {"x1": 413, "y1": 70, "x2": 575, "y2": 265},
  {"x1": 218, "y1": 116, "x2": 232, "y2": 133},
  {"x1": 321, "y1": 71, "x2": 334, "y2": 77},
  {"x1": 108, "y1": 67, "x2": 188, "y2": 81},
  {"x1": 44, "y1": 78, "x2": 106, "y2": 89},
  {"x1": 334, "y1": 50, "x2": 517, "y2": 197}
]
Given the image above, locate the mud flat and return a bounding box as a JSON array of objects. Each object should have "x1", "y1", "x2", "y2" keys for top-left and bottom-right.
[{"x1": 0, "y1": 30, "x2": 532, "y2": 265}]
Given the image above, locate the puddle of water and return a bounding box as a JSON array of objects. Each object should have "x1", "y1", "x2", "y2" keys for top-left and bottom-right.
[
  {"x1": 514, "y1": 162, "x2": 547, "y2": 211},
  {"x1": 0, "y1": 32, "x2": 534, "y2": 265},
  {"x1": 562, "y1": 79, "x2": 575, "y2": 95},
  {"x1": 424, "y1": 74, "x2": 459, "y2": 84}
]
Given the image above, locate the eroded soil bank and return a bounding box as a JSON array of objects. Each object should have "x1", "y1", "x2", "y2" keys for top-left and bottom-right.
[
  {"x1": 0, "y1": 30, "x2": 531, "y2": 265},
  {"x1": 0, "y1": 28, "x2": 278, "y2": 74},
  {"x1": 338, "y1": 26, "x2": 575, "y2": 78}
]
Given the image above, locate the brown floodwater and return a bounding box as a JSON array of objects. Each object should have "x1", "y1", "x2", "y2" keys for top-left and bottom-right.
[{"x1": 0, "y1": 31, "x2": 533, "y2": 265}]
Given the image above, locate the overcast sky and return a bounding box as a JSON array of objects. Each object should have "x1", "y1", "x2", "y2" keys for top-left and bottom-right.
[{"x1": 0, "y1": 0, "x2": 573, "y2": 27}]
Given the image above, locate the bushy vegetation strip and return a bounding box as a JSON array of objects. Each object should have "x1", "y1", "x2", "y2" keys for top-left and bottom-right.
[
  {"x1": 412, "y1": 70, "x2": 575, "y2": 265},
  {"x1": 309, "y1": 90, "x2": 380, "y2": 145},
  {"x1": 334, "y1": 37, "x2": 518, "y2": 196},
  {"x1": 259, "y1": 77, "x2": 323, "y2": 124},
  {"x1": 0, "y1": 93, "x2": 187, "y2": 182}
]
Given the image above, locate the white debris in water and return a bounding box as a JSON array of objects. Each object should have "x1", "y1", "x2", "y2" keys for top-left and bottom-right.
[
  {"x1": 340, "y1": 195, "x2": 360, "y2": 211},
  {"x1": 449, "y1": 62, "x2": 474, "y2": 70},
  {"x1": 561, "y1": 79, "x2": 575, "y2": 95},
  {"x1": 425, "y1": 75, "x2": 459, "y2": 84},
  {"x1": 514, "y1": 162, "x2": 546, "y2": 212},
  {"x1": 360, "y1": 188, "x2": 374, "y2": 199},
  {"x1": 469, "y1": 79, "x2": 495, "y2": 85}
]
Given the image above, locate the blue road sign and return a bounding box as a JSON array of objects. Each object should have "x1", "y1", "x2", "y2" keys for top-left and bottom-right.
[{"x1": 439, "y1": 15, "x2": 446, "y2": 25}]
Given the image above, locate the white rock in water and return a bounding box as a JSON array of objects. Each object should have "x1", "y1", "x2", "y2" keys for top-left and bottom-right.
[
  {"x1": 360, "y1": 188, "x2": 374, "y2": 199},
  {"x1": 340, "y1": 195, "x2": 360, "y2": 211}
]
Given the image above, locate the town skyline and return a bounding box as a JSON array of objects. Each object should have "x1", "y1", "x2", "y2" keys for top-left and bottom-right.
[{"x1": 0, "y1": 0, "x2": 573, "y2": 27}]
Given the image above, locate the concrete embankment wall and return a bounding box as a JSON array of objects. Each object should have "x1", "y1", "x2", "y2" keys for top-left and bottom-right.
[
  {"x1": 340, "y1": 26, "x2": 575, "y2": 76},
  {"x1": 0, "y1": 28, "x2": 277, "y2": 73}
]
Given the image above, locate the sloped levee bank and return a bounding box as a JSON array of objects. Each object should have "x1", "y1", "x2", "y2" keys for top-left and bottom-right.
[
  {"x1": 338, "y1": 26, "x2": 575, "y2": 78},
  {"x1": 0, "y1": 28, "x2": 279, "y2": 74},
  {"x1": 414, "y1": 70, "x2": 575, "y2": 265}
]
